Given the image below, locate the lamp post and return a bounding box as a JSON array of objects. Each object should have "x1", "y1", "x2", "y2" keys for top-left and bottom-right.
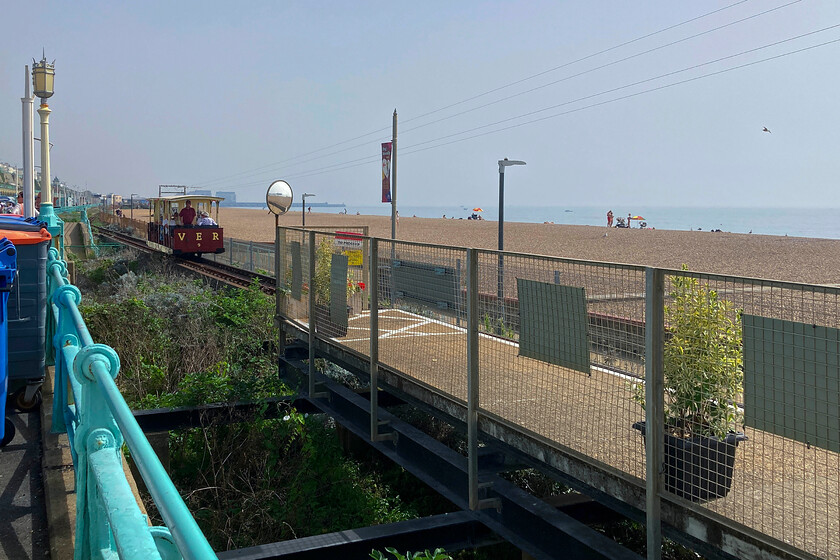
[
  {"x1": 496, "y1": 158, "x2": 526, "y2": 333},
  {"x1": 301, "y1": 192, "x2": 315, "y2": 228},
  {"x1": 130, "y1": 194, "x2": 139, "y2": 220},
  {"x1": 32, "y1": 54, "x2": 62, "y2": 253}
]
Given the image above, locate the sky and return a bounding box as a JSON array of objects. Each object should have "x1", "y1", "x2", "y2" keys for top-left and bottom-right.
[{"x1": 2, "y1": 1, "x2": 839, "y2": 208}]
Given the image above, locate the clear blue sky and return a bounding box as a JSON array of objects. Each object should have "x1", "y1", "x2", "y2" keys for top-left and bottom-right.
[{"x1": 1, "y1": 1, "x2": 838, "y2": 207}]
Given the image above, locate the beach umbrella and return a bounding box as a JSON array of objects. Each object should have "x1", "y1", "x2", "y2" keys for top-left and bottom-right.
[
  {"x1": 630, "y1": 215, "x2": 645, "y2": 220},
  {"x1": 472, "y1": 207, "x2": 483, "y2": 212}
]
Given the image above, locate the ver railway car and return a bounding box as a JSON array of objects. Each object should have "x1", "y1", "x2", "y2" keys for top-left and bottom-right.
[{"x1": 146, "y1": 195, "x2": 225, "y2": 256}]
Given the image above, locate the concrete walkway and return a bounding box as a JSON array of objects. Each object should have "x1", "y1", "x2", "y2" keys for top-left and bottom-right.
[{"x1": 0, "y1": 407, "x2": 50, "y2": 559}]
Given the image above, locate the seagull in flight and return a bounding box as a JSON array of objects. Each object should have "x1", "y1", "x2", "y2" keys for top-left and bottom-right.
[{"x1": 762, "y1": 127, "x2": 771, "y2": 133}]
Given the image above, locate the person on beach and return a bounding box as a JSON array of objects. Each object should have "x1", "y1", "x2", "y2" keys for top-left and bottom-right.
[{"x1": 607, "y1": 210, "x2": 613, "y2": 227}]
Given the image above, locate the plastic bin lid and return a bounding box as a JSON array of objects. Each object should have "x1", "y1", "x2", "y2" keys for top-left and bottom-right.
[
  {"x1": 0, "y1": 228, "x2": 51, "y2": 245},
  {"x1": 0, "y1": 218, "x2": 48, "y2": 232}
]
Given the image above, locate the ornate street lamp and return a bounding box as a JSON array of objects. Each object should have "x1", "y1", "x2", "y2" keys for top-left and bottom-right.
[{"x1": 32, "y1": 54, "x2": 62, "y2": 251}]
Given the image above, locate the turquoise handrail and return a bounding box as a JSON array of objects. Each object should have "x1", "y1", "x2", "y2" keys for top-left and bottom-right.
[
  {"x1": 80, "y1": 208, "x2": 100, "y2": 257},
  {"x1": 47, "y1": 248, "x2": 217, "y2": 559}
]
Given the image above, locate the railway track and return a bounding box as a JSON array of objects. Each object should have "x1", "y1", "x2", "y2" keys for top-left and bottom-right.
[{"x1": 95, "y1": 227, "x2": 277, "y2": 294}]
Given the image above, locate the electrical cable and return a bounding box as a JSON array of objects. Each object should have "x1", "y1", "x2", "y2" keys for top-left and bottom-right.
[
  {"x1": 271, "y1": 31, "x2": 840, "y2": 182},
  {"x1": 400, "y1": 0, "x2": 802, "y2": 136},
  {"x1": 190, "y1": 1, "x2": 754, "y2": 189},
  {"x1": 400, "y1": 0, "x2": 753, "y2": 125}
]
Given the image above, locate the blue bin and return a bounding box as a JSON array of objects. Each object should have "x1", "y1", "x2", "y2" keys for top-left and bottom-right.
[
  {"x1": 0, "y1": 237, "x2": 18, "y2": 445},
  {"x1": 0, "y1": 216, "x2": 47, "y2": 232}
]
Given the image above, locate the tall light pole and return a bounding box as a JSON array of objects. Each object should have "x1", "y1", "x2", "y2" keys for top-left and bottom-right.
[
  {"x1": 32, "y1": 54, "x2": 62, "y2": 253},
  {"x1": 130, "y1": 193, "x2": 139, "y2": 220},
  {"x1": 497, "y1": 158, "x2": 526, "y2": 334},
  {"x1": 301, "y1": 192, "x2": 315, "y2": 228}
]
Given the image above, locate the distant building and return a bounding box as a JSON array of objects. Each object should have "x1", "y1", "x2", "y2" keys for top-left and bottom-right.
[
  {"x1": 216, "y1": 191, "x2": 236, "y2": 205},
  {"x1": 192, "y1": 189, "x2": 211, "y2": 196}
]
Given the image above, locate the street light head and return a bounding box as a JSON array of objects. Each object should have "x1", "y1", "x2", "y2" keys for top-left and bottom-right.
[
  {"x1": 499, "y1": 159, "x2": 526, "y2": 173},
  {"x1": 31, "y1": 56, "x2": 55, "y2": 101},
  {"x1": 303, "y1": 193, "x2": 315, "y2": 198}
]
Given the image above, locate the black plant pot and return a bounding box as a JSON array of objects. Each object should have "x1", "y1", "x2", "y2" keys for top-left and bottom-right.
[
  {"x1": 313, "y1": 303, "x2": 349, "y2": 338},
  {"x1": 633, "y1": 421, "x2": 747, "y2": 503}
]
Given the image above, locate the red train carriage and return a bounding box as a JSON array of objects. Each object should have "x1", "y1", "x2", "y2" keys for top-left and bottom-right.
[{"x1": 146, "y1": 195, "x2": 225, "y2": 256}]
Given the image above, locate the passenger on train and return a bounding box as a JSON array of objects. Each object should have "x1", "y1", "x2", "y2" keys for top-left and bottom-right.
[
  {"x1": 179, "y1": 200, "x2": 196, "y2": 226},
  {"x1": 196, "y1": 210, "x2": 217, "y2": 227}
]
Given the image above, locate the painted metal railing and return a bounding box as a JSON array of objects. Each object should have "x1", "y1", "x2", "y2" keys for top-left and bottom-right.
[{"x1": 46, "y1": 248, "x2": 216, "y2": 560}]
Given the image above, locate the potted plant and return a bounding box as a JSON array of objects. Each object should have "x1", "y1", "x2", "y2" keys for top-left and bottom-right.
[
  {"x1": 312, "y1": 238, "x2": 364, "y2": 337},
  {"x1": 633, "y1": 267, "x2": 747, "y2": 502}
]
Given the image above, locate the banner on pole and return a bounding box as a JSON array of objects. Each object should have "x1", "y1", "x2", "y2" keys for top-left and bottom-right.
[{"x1": 381, "y1": 142, "x2": 392, "y2": 203}]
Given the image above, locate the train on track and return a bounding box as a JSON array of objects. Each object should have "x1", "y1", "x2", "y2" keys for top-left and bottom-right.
[{"x1": 146, "y1": 195, "x2": 225, "y2": 256}]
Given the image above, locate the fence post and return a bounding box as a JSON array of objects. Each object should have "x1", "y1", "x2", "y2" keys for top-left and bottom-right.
[
  {"x1": 645, "y1": 267, "x2": 665, "y2": 560},
  {"x1": 467, "y1": 248, "x2": 479, "y2": 509},
  {"x1": 248, "y1": 240, "x2": 254, "y2": 271},
  {"x1": 369, "y1": 238, "x2": 381, "y2": 440},
  {"x1": 275, "y1": 221, "x2": 286, "y2": 367},
  {"x1": 308, "y1": 231, "x2": 317, "y2": 398},
  {"x1": 229, "y1": 239, "x2": 234, "y2": 265}
]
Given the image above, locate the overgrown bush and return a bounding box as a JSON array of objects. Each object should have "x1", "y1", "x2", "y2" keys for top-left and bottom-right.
[{"x1": 77, "y1": 251, "x2": 419, "y2": 550}]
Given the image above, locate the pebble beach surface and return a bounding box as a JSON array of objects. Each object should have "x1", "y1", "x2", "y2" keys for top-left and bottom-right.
[{"x1": 210, "y1": 208, "x2": 838, "y2": 285}]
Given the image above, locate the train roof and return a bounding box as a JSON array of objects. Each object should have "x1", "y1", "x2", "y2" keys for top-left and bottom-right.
[{"x1": 148, "y1": 195, "x2": 225, "y2": 203}]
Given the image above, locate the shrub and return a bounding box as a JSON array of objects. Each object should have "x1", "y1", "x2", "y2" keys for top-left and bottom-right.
[{"x1": 633, "y1": 266, "x2": 743, "y2": 439}]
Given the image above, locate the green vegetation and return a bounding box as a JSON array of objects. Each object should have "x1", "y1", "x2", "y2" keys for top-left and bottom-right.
[
  {"x1": 77, "y1": 251, "x2": 419, "y2": 550},
  {"x1": 372, "y1": 548, "x2": 452, "y2": 560},
  {"x1": 633, "y1": 266, "x2": 743, "y2": 439}
]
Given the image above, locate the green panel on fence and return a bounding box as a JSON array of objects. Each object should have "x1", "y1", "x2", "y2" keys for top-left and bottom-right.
[
  {"x1": 517, "y1": 278, "x2": 590, "y2": 374},
  {"x1": 290, "y1": 241, "x2": 302, "y2": 300},
  {"x1": 392, "y1": 259, "x2": 458, "y2": 310},
  {"x1": 743, "y1": 314, "x2": 840, "y2": 453},
  {"x1": 330, "y1": 253, "x2": 348, "y2": 327}
]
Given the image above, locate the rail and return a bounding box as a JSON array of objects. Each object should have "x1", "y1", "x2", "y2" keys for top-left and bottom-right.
[{"x1": 46, "y1": 248, "x2": 216, "y2": 559}]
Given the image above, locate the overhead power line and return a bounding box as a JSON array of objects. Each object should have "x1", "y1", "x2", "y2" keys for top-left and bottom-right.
[
  {"x1": 400, "y1": 0, "x2": 753, "y2": 125},
  {"x1": 190, "y1": 1, "x2": 754, "y2": 189},
  {"x1": 270, "y1": 29, "x2": 840, "y2": 183},
  {"x1": 400, "y1": 0, "x2": 802, "y2": 136}
]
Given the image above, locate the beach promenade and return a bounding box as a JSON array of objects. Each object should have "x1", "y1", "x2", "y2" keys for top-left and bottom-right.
[{"x1": 216, "y1": 208, "x2": 840, "y2": 284}]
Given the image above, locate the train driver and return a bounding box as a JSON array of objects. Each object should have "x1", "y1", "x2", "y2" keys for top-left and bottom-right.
[{"x1": 179, "y1": 200, "x2": 196, "y2": 226}]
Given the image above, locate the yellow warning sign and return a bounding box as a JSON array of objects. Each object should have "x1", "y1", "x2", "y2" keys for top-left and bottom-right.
[{"x1": 344, "y1": 250, "x2": 363, "y2": 266}]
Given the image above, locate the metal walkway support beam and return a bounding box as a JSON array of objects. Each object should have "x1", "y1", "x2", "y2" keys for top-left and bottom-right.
[
  {"x1": 278, "y1": 357, "x2": 644, "y2": 560},
  {"x1": 217, "y1": 511, "x2": 496, "y2": 560}
]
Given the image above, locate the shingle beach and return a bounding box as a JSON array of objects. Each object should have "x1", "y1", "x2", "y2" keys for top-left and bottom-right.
[{"x1": 208, "y1": 208, "x2": 838, "y2": 285}]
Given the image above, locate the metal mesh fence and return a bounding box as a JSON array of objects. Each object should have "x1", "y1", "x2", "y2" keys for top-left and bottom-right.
[
  {"x1": 475, "y1": 250, "x2": 647, "y2": 478},
  {"x1": 368, "y1": 240, "x2": 469, "y2": 401},
  {"x1": 220, "y1": 239, "x2": 275, "y2": 273},
  {"x1": 306, "y1": 230, "x2": 369, "y2": 345},
  {"x1": 279, "y1": 229, "x2": 311, "y2": 326},
  {"x1": 659, "y1": 270, "x2": 840, "y2": 559},
  {"x1": 271, "y1": 227, "x2": 837, "y2": 559}
]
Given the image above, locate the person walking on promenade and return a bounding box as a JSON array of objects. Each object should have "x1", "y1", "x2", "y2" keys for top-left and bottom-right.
[{"x1": 607, "y1": 210, "x2": 613, "y2": 227}]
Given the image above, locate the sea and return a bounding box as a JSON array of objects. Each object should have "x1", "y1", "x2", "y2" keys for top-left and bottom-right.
[{"x1": 236, "y1": 204, "x2": 838, "y2": 240}]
